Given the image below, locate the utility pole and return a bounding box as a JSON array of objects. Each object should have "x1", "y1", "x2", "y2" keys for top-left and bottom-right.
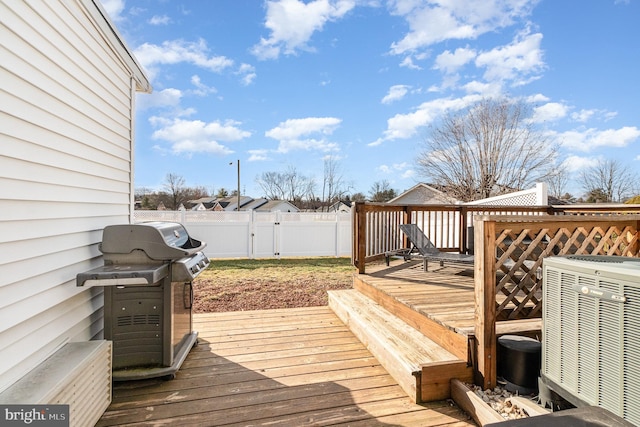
[{"x1": 236, "y1": 159, "x2": 240, "y2": 211}]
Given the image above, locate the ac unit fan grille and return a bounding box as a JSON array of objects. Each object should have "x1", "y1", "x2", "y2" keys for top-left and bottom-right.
[{"x1": 542, "y1": 257, "x2": 640, "y2": 425}]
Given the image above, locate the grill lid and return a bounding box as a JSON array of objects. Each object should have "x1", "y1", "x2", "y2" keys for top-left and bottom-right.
[{"x1": 99, "y1": 222, "x2": 206, "y2": 260}]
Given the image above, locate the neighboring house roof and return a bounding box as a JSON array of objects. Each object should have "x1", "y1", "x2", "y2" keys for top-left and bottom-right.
[
  {"x1": 189, "y1": 196, "x2": 218, "y2": 204},
  {"x1": 388, "y1": 183, "x2": 459, "y2": 205},
  {"x1": 190, "y1": 196, "x2": 303, "y2": 212},
  {"x1": 548, "y1": 196, "x2": 572, "y2": 205},
  {"x1": 214, "y1": 195, "x2": 253, "y2": 211},
  {"x1": 188, "y1": 197, "x2": 219, "y2": 210},
  {"x1": 241, "y1": 198, "x2": 269, "y2": 211},
  {"x1": 329, "y1": 200, "x2": 353, "y2": 212},
  {"x1": 255, "y1": 200, "x2": 300, "y2": 212}
]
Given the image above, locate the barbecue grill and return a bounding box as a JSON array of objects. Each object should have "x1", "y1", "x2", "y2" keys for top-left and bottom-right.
[{"x1": 76, "y1": 222, "x2": 210, "y2": 380}]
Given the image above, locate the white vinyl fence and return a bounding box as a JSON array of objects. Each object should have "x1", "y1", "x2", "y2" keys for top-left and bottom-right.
[{"x1": 133, "y1": 210, "x2": 352, "y2": 259}]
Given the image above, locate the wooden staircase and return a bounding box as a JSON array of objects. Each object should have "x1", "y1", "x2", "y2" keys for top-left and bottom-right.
[{"x1": 328, "y1": 272, "x2": 473, "y2": 404}]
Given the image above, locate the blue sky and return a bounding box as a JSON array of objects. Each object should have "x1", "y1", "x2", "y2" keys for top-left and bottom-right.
[{"x1": 101, "y1": 0, "x2": 640, "y2": 199}]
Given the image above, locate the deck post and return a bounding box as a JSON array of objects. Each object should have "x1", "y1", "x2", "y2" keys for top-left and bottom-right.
[
  {"x1": 354, "y1": 202, "x2": 367, "y2": 274},
  {"x1": 474, "y1": 217, "x2": 497, "y2": 389},
  {"x1": 460, "y1": 207, "x2": 468, "y2": 254},
  {"x1": 631, "y1": 220, "x2": 640, "y2": 255},
  {"x1": 403, "y1": 206, "x2": 410, "y2": 248}
]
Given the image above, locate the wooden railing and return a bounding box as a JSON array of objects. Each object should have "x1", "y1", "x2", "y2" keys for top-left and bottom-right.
[
  {"x1": 352, "y1": 202, "x2": 640, "y2": 389},
  {"x1": 352, "y1": 202, "x2": 640, "y2": 273},
  {"x1": 474, "y1": 214, "x2": 640, "y2": 389},
  {"x1": 352, "y1": 202, "x2": 552, "y2": 274}
]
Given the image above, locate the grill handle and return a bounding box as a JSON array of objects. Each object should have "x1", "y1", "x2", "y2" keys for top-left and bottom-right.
[{"x1": 184, "y1": 283, "x2": 193, "y2": 309}]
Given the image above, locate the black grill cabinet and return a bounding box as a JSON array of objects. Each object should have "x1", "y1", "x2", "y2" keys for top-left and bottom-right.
[{"x1": 77, "y1": 222, "x2": 210, "y2": 380}]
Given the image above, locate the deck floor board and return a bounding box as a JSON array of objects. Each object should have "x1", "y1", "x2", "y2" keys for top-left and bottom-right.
[
  {"x1": 362, "y1": 261, "x2": 477, "y2": 335},
  {"x1": 98, "y1": 306, "x2": 475, "y2": 426}
]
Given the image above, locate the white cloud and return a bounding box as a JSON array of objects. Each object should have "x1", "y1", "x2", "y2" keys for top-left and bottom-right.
[
  {"x1": 401, "y1": 169, "x2": 415, "y2": 179},
  {"x1": 461, "y1": 80, "x2": 502, "y2": 96},
  {"x1": 433, "y1": 47, "x2": 476, "y2": 74},
  {"x1": 429, "y1": 69, "x2": 462, "y2": 92},
  {"x1": 252, "y1": 0, "x2": 356, "y2": 60},
  {"x1": 378, "y1": 162, "x2": 414, "y2": 180},
  {"x1": 276, "y1": 138, "x2": 340, "y2": 153},
  {"x1": 562, "y1": 155, "x2": 600, "y2": 173},
  {"x1": 136, "y1": 88, "x2": 183, "y2": 110},
  {"x1": 370, "y1": 94, "x2": 481, "y2": 145},
  {"x1": 266, "y1": 117, "x2": 341, "y2": 139},
  {"x1": 526, "y1": 93, "x2": 550, "y2": 103},
  {"x1": 381, "y1": 85, "x2": 411, "y2": 104},
  {"x1": 571, "y1": 109, "x2": 596, "y2": 123},
  {"x1": 100, "y1": 0, "x2": 125, "y2": 22},
  {"x1": 190, "y1": 75, "x2": 217, "y2": 96},
  {"x1": 553, "y1": 126, "x2": 640, "y2": 152},
  {"x1": 475, "y1": 29, "x2": 545, "y2": 86},
  {"x1": 237, "y1": 63, "x2": 257, "y2": 86},
  {"x1": 399, "y1": 56, "x2": 422, "y2": 70},
  {"x1": 570, "y1": 108, "x2": 617, "y2": 123},
  {"x1": 266, "y1": 117, "x2": 342, "y2": 153},
  {"x1": 149, "y1": 117, "x2": 251, "y2": 155},
  {"x1": 388, "y1": 0, "x2": 537, "y2": 54},
  {"x1": 248, "y1": 149, "x2": 270, "y2": 161},
  {"x1": 531, "y1": 102, "x2": 568, "y2": 123},
  {"x1": 134, "y1": 39, "x2": 234, "y2": 81},
  {"x1": 149, "y1": 15, "x2": 171, "y2": 25},
  {"x1": 378, "y1": 162, "x2": 408, "y2": 174}
]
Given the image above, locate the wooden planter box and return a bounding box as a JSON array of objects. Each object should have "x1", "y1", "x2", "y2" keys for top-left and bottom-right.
[{"x1": 451, "y1": 379, "x2": 549, "y2": 426}]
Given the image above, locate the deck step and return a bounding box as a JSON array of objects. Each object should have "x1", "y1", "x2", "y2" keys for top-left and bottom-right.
[{"x1": 328, "y1": 289, "x2": 472, "y2": 403}]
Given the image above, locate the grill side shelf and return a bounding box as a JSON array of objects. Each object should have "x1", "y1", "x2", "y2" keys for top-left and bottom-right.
[{"x1": 76, "y1": 264, "x2": 169, "y2": 287}]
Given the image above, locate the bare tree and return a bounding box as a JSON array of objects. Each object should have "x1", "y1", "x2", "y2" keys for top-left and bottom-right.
[
  {"x1": 284, "y1": 166, "x2": 316, "y2": 202},
  {"x1": 256, "y1": 166, "x2": 316, "y2": 201},
  {"x1": 162, "y1": 173, "x2": 188, "y2": 210},
  {"x1": 369, "y1": 180, "x2": 398, "y2": 202},
  {"x1": 547, "y1": 167, "x2": 569, "y2": 199},
  {"x1": 256, "y1": 171, "x2": 286, "y2": 199},
  {"x1": 579, "y1": 159, "x2": 637, "y2": 202},
  {"x1": 321, "y1": 156, "x2": 352, "y2": 208},
  {"x1": 416, "y1": 98, "x2": 558, "y2": 202},
  {"x1": 350, "y1": 192, "x2": 366, "y2": 202}
]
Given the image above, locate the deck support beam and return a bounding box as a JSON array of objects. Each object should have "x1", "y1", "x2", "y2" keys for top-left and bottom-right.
[{"x1": 474, "y1": 219, "x2": 497, "y2": 389}]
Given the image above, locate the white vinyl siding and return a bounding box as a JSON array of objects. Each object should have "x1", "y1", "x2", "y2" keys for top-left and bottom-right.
[{"x1": 0, "y1": 0, "x2": 149, "y2": 392}]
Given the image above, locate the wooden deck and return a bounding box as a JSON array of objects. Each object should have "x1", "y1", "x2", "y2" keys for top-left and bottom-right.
[
  {"x1": 359, "y1": 259, "x2": 542, "y2": 339},
  {"x1": 362, "y1": 260, "x2": 477, "y2": 334},
  {"x1": 98, "y1": 306, "x2": 475, "y2": 426},
  {"x1": 353, "y1": 260, "x2": 477, "y2": 363}
]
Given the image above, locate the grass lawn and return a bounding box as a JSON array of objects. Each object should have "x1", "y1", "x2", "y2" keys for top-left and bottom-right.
[{"x1": 193, "y1": 257, "x2": 356, "y2": 312}]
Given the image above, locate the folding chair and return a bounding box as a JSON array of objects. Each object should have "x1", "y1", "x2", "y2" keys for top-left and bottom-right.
[{"x1": 385, "y1": 224, "x2": 475, "y2": 271}]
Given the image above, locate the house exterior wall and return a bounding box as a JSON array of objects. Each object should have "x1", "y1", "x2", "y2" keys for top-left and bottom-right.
[{"x1": 0, "y1": 0, "x2": 149, "y2": 392}]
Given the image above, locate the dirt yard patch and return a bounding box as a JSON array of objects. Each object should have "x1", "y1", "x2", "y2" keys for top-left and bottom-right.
[{"x1": 193, "y1": 257, "x2": 356, "y2": 312}]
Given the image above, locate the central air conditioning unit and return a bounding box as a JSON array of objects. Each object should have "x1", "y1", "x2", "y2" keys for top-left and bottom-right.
[{"x1": 541, "y1": 255, "x2": 640, "y2": 425}]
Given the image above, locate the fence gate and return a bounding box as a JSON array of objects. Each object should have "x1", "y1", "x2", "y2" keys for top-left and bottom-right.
[{"x1": 133, "y1": 210, "x2": 352, "y2": 259}]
